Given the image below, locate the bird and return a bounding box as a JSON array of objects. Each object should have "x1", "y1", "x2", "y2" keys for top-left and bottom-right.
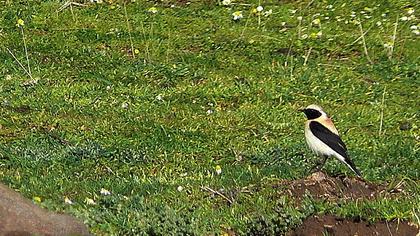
[{"x1": 300, "y1": 104, "x2": 362, "y2": 177}]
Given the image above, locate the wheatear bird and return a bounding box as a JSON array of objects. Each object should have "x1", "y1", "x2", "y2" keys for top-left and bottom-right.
[{"x1": 300, "y1": 104, "x2": 362, "y2": 177}]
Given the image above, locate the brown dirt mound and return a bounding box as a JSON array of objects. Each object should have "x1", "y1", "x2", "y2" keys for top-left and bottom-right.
[
  {"x1": 277, "y1": 171, "x2": 392, "y2": 201},
  {"x1": 288, "y1": 214, "x2": 419, "y2": 236}
]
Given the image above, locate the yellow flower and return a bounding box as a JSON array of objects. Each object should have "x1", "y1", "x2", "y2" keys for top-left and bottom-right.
[
  {"x1": 312, "y1": 18, "x2": 321, "y2": 25},
  {"x1": 16, "y1": 18, "x2": 25, "y2": 27},
  {"x1": 232, "y1": 11, "x2": 243, "y2": 20},
  {"x1": 134, "y1": 49, "x2": 140, "y2": 54},
  {"x1": 363, "y1": 7, "x2": 373, "y2": 13},
  {"x1": 148, "y1": 7, "x2": 158, "y2": 14},
  {"x1": 33, "y1": 196, "x2": 41, "y2": 203},
  {"x1": 215, "y1": 165, "x2": 222, "y2": 175},
  {"x1": 85, "y1": 197, "x2": 96, "y2": 205},
  {"x1": 64, "y1": 196, "x2": 73, "y2": 205}
]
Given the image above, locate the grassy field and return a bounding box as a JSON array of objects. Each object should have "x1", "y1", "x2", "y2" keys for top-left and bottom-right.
[{"x1": 0, "y1": 0, "x2": 419, "y2": 235}]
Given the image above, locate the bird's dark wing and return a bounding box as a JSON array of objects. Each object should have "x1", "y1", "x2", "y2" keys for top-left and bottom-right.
[
  {"x1": 309, "y1": 121, "x2": 348, "y2": 158},
  {"x1": 309, "y1": 121, "x2": 362, "y2": 177}
]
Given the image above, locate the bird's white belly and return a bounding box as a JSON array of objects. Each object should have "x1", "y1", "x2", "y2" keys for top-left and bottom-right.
[{"x1": 305, "y1": 129, "x2": 336, "y2": 157}]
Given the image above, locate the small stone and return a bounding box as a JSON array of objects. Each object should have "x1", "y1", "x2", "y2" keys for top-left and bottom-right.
[{"x1": 399, "y1": 122, "x2": 411, "y2": 131}]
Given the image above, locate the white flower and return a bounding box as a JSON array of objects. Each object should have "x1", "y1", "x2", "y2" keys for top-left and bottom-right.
[
  {"x1": 85, "y1": 198, "x2": 96, "y2": 205},
  {"x1": 222, "y1": 0, "x2": 231, "y2": 6},
  {"x1": 297, "y1": 16, "x2": 303, "y2": 21},
  {"x1": 407, "y1": 8, "x2": 415, "y2": 15},
  {"x1": 400, "y1": 16, "x2": 409, "y2": 21},
  {"x1": 364, "y1": 7, "x2": 373, "y2": 13},
  {"x1": 263, "y1": 9, "x2": 272, "y2": 17},
  {"x1": 327, "y1": 4, "x2": 333, "y2": 9},
  {"x1": 64, "y1": 196, "x2": 73, "y2": 205},
  {"x1": 177, "y1": 186, "x2": 184, "y2": 192},
  {"x1": 256, "y1": 6, "x2": 263, "y2": 12},
  {"x1": 100, "y1": 188, "x2": 111, "y2": 196},
  {"x1": 383, "y1": 42, "x2": 393, "y2": 49},
  {"x1": 156, "y1": 94, "x2": 163, "y2": 101},
  {"x1": 281, "y1": 22, "x2": 286, "y2": 26},
  {"x1": 232, "y1": 11, "x2": 243, "y2": 20},
  {"x1": 121, "y1": 102, "x2": 129, "y2": 109},
  {"x1": 207, "y1": 109, "x2": 213, "y2": 115},
  {"x1": 376, "y1": 21, "x2": 382, "y2": 26},
  {"x1": 316, "y1": 31, "x2": 323, "y2": 37},
  {"x1": 413, "y1": 30, "x2": 420, "y2": 35},
  {"x1": 106, "y1": 85, "x2": 111, "y2": 90}
]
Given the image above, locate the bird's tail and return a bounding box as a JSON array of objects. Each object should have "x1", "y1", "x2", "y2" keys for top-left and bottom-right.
[{"x1": 344, "y1": 158, "x2": 362, "y2": 178}]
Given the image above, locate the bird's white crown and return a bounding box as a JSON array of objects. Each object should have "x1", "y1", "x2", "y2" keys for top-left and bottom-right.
[{"x1": 306, "y1": 104, "x2": 324, "y2": 112}]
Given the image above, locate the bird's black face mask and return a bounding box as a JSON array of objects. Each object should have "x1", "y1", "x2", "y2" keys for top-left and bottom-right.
[{"x1": 301, "y1": 108, "x2": 322, "y2": 120}]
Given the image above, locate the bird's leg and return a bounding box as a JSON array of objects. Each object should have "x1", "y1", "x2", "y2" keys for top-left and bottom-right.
[{"x1": 310, "y1": 155, "x2": 328, "y2": 173}]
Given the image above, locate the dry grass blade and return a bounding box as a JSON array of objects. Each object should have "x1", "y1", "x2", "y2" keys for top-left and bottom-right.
[
  {"x1": 6, "y1": 47, "x2": 33, "y2": 80},
  {"x1": 379, "y1": 86, "x2": 386, "y2": 136},
  {"x1": 357, "y1": 20, "x2": 373, "y2": 64},
  {"x1": 123, "y1": 2, "x2": 135, "y2": 59},
  {"x1": 200, "y1": 186, "x2": 234, "y2": 205},
  {"x1": 57, "y1": 1, "x2": 87, "y2": 13}
]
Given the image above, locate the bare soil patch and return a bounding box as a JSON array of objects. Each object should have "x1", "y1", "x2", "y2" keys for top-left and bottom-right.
[
  {"x1": 277, "y1": 171, "x2": 391, "y2": 201},
  {"x1": 288, "y1": 214, "x2": 419, "y2": 236},
  {"x1": 279, "y1": 172, "x2": 418, "y2": 236}
]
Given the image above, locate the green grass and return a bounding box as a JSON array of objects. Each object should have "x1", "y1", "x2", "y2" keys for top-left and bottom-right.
[{"x1": 0, "y1": 0, "x2": 419, "y2": 235}]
